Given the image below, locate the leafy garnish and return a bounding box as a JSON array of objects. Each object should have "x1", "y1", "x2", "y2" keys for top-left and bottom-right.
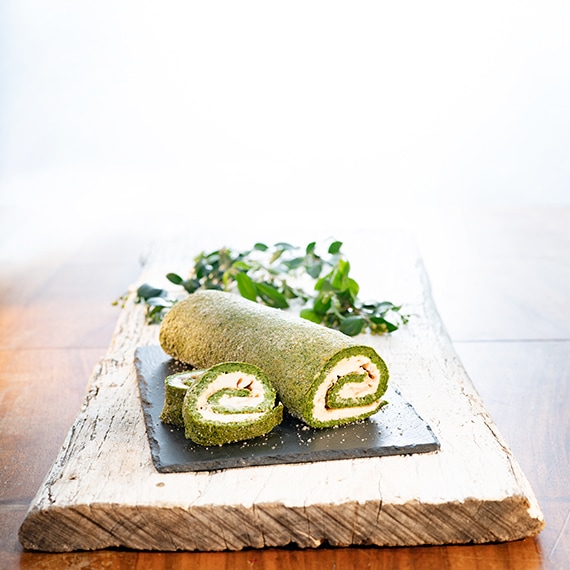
[{"x1": 133, "y1": 240, "x2": 409, "y2": 336}]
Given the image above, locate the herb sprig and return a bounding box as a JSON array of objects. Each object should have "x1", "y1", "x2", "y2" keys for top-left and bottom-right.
[{"x1": 134, "y1": 240, "x2": 409, "y2": 336}]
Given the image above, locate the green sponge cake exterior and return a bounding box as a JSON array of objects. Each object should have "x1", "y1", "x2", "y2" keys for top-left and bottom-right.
[
  {"x1": 182, "y1": 361, "x2": 284, "y2": 446},
  {"x1": 159, "y1": 369, "x2": 206, "y2": 427},
  {"x1": 159, "y1": 290, "x2": 389, "y2": 428}
]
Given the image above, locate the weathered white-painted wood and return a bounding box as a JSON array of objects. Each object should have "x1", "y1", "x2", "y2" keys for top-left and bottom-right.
[{"x1": 18, "y1": 233, "x2": 545, "y2": 552}]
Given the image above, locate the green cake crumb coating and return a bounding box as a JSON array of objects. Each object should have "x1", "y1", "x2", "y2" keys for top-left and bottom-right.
[
  {"x1": 182, "y1": 361, "x2": 284, "y2": 446},
  {"x1": 159, "y1": 290, "x2": 389, "y2": 428},
  {"x1": 159, "y1": 369, "x2": 206, "y2": 427}
]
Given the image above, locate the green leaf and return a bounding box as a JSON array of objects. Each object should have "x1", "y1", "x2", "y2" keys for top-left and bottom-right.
[
  {"x1": 315, "y1": 276, "x2": 336, "y2": 292},
  {"x1": 182, "y1": 278, "x2": 200, "y2": 294},
  {"x1": 235, "y1": 272, "x2": 258, "y2": 301},
  {"x1": 253, "y1": 242, "x2": 268, "y2": 251},
  {"x1": 370, "y1": 315, "x2": 399, "y2": 333},
  {"x1": 328, "y1": 240, "x2": 343, "y2": 254},
  {"x1": 274, "y1": 242, "x2": 294, "y2": 250},
  {"x1": 195, "y1": 260, "x2": 212, "y2": 279},
  {"x1": 166, "y1": 273, "x2": 184, "y2": 285},
  {"x1": 270, "y1": 249, "x2": 285, "y2": 263},
  {"x1": 232, "y1": 260, "x2": 251, "y2": 271},
  {"x1": 283, "y1": 256, "x2": 305, "y2": 270},
  {"x1": 375, "y1": 301, "x2": 396, "y2": 314},
  {"x1": 281, "y1": 283, "x2": 304, "y2": 300},
  {"x1": 300, "y1": 308, "x2": 322, "y2": 324},
  {"x1": 347, "y1": 277, "x2": 360, "y2": 298},
  {"x1": 313, "y1": 294, "x2": 331, "y2": 315},
  {"x1": 306, "y1": 241, "x2": 317, "y2": 255},
  {"x1": 146, "y1": 305, "x2": 168, "y2": 324},
  {"x1": 306, "y1": 261, "x2": 323, "y2": 279},
  {"x1": 256, "y1": 282, "x2": 289, "y2": 309},
  {"x1": 331, "y1": 259, "x2": 350, "y2": 290},
  {"x1": 339, "y1": 315, "x2": 365, "y2": 336},
  {"x1": 137, "y1": 283, "x2": 166, "y2": 300}
]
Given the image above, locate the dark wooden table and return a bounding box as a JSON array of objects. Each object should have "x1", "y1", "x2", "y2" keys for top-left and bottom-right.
[{"x1": 1, "y1": 206, "x2": 568, "y2": 569}]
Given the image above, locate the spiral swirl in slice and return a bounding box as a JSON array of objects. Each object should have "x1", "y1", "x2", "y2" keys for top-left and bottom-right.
[
  {"x1": 303, "y1": 346, "x2": 387, "y2": 427},
  {"x1": 182, "y1": 362, "x2": 284, "y2": 446}
]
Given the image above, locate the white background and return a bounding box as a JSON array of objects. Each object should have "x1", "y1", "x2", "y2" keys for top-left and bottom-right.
[{"x1": 1, "y1": 1, "x2": 569, "y2": 254}]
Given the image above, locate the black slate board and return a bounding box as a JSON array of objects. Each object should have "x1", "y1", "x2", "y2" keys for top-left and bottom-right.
[{"x1": 135, "y1": 345, "x2": 440, "y2": 473}]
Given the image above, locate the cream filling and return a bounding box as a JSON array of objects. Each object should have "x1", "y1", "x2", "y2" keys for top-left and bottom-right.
[
  {"x1": 313, "y1": 355, "x2": 381, "y2": 421},
  {"x1": 195, "y1": 371, "x2": 266, "y2": 423},
  {"x1": 169, "y1": 370, "x2": 203, "y2": 389}
]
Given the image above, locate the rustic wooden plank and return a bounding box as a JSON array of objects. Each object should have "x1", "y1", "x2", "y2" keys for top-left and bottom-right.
[{"x1": 17, "y1": 233, "x2": 545, "y2": 552}]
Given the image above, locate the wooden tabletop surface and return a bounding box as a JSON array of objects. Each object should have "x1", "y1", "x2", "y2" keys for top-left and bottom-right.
[{"x1": 1, "y1": 206, "x2": 569, "y2": 569}]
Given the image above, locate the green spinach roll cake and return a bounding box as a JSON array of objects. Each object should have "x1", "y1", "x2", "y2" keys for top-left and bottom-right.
[{"x1": 159, "y1": 290, "x2": 390, "y2": 429}]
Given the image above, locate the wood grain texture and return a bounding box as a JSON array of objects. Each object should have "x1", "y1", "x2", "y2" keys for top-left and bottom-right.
[
  {"x1": 0, "y1": 348, "x2": 102, "y2": 505},
  {"x1": 17, "y1": 234, "x2": 545, "y2": 552}
]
